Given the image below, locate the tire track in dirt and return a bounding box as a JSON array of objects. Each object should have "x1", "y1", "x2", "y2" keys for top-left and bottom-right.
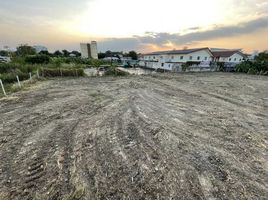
[{"x1": 1, "y1": 74, "x2": 267, "y2": 199}]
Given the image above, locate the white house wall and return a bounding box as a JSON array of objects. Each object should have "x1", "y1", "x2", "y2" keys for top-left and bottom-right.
[
  {"x1": 218, "y1": 53, "x2": 244, "y2": 63},
  {"x1": 228, "y1": 53, "x2": 244, "y2": 63}
]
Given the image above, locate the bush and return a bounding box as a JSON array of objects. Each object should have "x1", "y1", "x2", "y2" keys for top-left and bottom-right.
[
  {"x1": 41, "y1": 68, "x2": 84, "y2": 77},
  {"x1": 25, "y1": 55, "x2": 50, "y2": 64},
  {"x1": 105, "y1": 68, "x2": 129, "y2": 76},
  {"x1": 0, "y1": 72, "x2": 29, "y2": 84},
  {"x1": 0, "y1": 63, "x2": 38, "y2": 74},
  {"x1": 235, "y1": 51, "x2": 268, "y2": 75}
]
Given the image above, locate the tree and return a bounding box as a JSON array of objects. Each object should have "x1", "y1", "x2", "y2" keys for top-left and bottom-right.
[
  {"x1": 98, "y1": 52, "x2": 106, "y2": 59},
  {"x1": 105, "y1": 50, "x2": 113, "y2": 57},
  {"x1": 53, "y1": 50, "x2": 63, "y2": 57},
  {"x1": 128, "y1": 51, "x2": 138, "y2": 60},
  {"x1": 71, "y1": 51, "x2": 81, "y2": 57},
  {"x1": 25, "y1": 55, "x2": 50, "y2": 64},
  {"x1": 39, "y1": 50, "x2": 50, "y2": 56},
  {"x1": 62, "y1": 50, "x2": 70, "y2": 57},
  {"x1": 0, "y1": 50, "x2": 8, "y2": 57},
  {"x1": 16, "y1": 44, "x2": 36, "y2": 56}
]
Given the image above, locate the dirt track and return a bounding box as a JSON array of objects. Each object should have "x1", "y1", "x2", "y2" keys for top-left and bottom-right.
[{"x1": 0, "y1": 73, "x2": 268, "y2": 200}]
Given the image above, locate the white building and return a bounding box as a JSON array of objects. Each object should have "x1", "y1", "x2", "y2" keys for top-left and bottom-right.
[
  {"x1": 212, "y1": 50, "x2": 246, "y2": 63},
  {"x1": 80, "y1": 41, "x2": 98, "y2": 59},
  {"x1": 140, "y1": 48, "x2": 213, "y2": 71}
]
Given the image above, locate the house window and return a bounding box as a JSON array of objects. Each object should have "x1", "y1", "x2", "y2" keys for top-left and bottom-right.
[
  {"x1": 149, "y1": 56, "x2": 151, "y2": 60},
  {"x1": 204, "y1": 57, "x2": 207, "y2": 60},
  {"x1": 153, "y1": 56, "x2": 155, "y2": 59},
  {"x1": 189, "y1": 56, "x2": 193, "y2": 60},
  {"x1": 197, "y1": 56, "x2": 200, "y2": 60},
  {"x1": 229, "y1": 58, "x2": 231, "y2": 61},
  {"x1": 239, "y1": 59, "x2": 241, "y2": 61},
  {"x1": 180, "y1": 56, "x2": 184, "y2": 60},
  {"x1": 161, "y1": 63, "x2": 164, "y2": 67},
  {"x1": 234, "y1": 58, "x2": 237, "y2": 61},
  {"x1": 171, "y1": 56, "x2": 174, "y2": 59}
]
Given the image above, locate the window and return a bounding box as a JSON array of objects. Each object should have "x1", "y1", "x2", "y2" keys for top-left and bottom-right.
[
  {"x1": 153, "y1": 56, "x2": 155, "y2": 59},
  {"x1": 197, "y1": 56, "x2": 200, "y2": 60},
  {"x1": 149, "y1": 56, "x2": 151, "y2": 60},
  {"x1": 161, "y1": 63, "x2": 164, "y2": 67},
  {"x1": 189, "y1": 56, "x2": 193, "y2": 60},
  {"x1": 239, "y1": 59, "x2": 241, "y2": 61},
  {"x1": 229, "y1": 58, "x2": 231, "y2": 61},
  {"x1": 204, "y1": 57, "x2": 207, "y2": 60},
  {"x1": 160, "y1": 56, "x2": 163, "y2": 59},
  {"x1": 171, "y1": 56, "x2": 174, "y2": 59},
  {"x1": 180, "y1": 56, "x2": 184, "y2": 60},
  {"x1": 234, "y1": 58, "x2": 237, "y2": 61}
]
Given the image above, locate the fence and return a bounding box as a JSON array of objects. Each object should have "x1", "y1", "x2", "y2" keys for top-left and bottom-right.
[{"x1": 0, "y1": 70, "x2": 39, "y2": 97}]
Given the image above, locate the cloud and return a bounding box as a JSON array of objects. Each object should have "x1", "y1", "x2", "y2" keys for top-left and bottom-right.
[{"x1": 98, "y1": 16, "x2": 268, "y2": 51}]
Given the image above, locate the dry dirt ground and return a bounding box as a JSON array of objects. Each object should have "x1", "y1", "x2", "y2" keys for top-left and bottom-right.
[{"x1": 0, "y1": 73, "x2": 268, "y2": 200}]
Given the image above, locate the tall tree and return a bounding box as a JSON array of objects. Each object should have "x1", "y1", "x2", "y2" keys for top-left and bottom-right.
[
  {"x1": 16, "y1": 44, "x2": 36, "y2": 56},
  {"x1": 71, "y1": 51, "x2": 81, "y2": 57},
  {"x1": 62, "y1": 50, "x2": 70, "y2": 57},
  {"x1": 53, "y1": 50, "x2": 63, "y2": 57},
  {"x1": 0, "y1": 50, "x2": 8, "y2": 57},
  {"x1": 128, "y1": 51, "x2": 138, "y2": 60}
]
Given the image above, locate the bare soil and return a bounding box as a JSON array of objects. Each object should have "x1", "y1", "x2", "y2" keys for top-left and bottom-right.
[{"x1": 0, "y1": 73, "x2": 268, "y2": 200}]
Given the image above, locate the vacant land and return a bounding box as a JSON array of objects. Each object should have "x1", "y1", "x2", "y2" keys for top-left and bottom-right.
[{"x1": 0, "y1": 73, "x2": 267, "y2": 200}]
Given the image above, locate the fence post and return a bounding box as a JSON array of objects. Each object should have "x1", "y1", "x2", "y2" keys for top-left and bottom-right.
[
  {"x1": 37, "y1": 70, "x2": 40, "y2": 78},
  {"x1": 29, "y1": 72, "x2": 32, "y2": 81},
  {"x1": 75, "y1": 69, "x2": 78, "y2": 77},
  {"x1": 16, "y1": 75, "x2": 21, "y2": 88},
  {"x1": 0, "y1": 79, "x2": 7, "y2": 96}
]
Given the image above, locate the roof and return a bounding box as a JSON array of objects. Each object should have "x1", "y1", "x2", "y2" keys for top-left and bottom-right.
[
  {"x1": 144, "y1": 48, "x2": 211, "y2": 56},
  {"x1": 212, "y1": 50, "x2": 246, "y2": 58}
]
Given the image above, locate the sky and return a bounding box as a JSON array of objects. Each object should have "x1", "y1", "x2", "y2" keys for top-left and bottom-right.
[{"x1": 0, "y1": 0, "x2": 268, "y2": 53}]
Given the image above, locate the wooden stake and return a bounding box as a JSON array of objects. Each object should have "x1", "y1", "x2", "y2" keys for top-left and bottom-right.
[
  {"x1": 16, "y1": 75, "x2": 21, "y2": 88},
  {"x1": 0, "y1": 79, "x2": 7, "y2": 96}
]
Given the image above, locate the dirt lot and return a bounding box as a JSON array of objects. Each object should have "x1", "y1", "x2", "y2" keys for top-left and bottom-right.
[{"x1": 0, "y1": 73, "x2": 268, "y2": 200}]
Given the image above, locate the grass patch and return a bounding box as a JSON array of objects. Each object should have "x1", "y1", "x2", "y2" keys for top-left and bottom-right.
[
  {"x1": 41, "y1": 68, "x2": 85, "y2": 77},
  {"x1": 105, "y1": 67, "x2": 129, "y2": 76}
]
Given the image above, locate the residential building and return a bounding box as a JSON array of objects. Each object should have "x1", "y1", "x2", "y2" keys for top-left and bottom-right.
[
  {"x1": 140, "y1": 48, "x2": 213, "y2": 71},
  {"x1": 211, "y1": 50, "x2": 246, "y2": 63},
  {"x1": 80, "y1": 41, "x2": 98, "y2": 59}
]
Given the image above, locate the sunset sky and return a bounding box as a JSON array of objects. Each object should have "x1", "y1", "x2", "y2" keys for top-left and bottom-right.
[{"x1": 0, "y1": 0, "x2": 268, "y2": 53}]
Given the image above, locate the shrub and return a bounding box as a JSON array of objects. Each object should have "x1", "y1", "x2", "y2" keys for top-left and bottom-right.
[
  {"x1": 105, "y1": 68, "x2": 129, "y2": 76},
  {"x1": 235, "y1": 51, "x2": 268, "y2": 75},
  {"x1": 41, "y1": 68, "x2": 84, "y2": 77},
  {"x1": 0, "y1": 72, "x2": 29, "y2": 84},
  {"x1": 25, "y1": 55, "x2": 50, "y2": 64}
]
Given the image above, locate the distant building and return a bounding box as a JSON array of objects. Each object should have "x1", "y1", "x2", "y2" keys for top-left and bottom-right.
[
  {"x1": 80, "y1": 41, "x2": 98, "y2": 59},
  {"x1": 33, "y1": 45, "x2": 48, "y2": 53},
  {"x1": 140, "y1": 47, "x2": 213, "y2": 71},
  {"x1": 211, "y1": 50, "x2": 246, "y2": 63}
]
